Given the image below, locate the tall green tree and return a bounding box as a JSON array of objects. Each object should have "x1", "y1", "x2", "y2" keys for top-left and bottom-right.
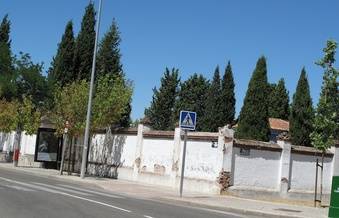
[
  {"x1": 48, "y1": 21, "x2": 75, "y2": 87},
  {"x1": 96, "y1": 20, "x2": 122, "y2": 78},
  {"x1": 201, "y1": 67, "x2": 223, "y2": 132},
  {"x1": 144, "y1": 68, "x2": 180, "y2": 130},
  {"x1": 15, "y1": 53, "x2": 48, "y2": 107},
  {"x1": 174, "y1": 73, "x2": 209, "y2": 131},
  {"x1": 0, "y1": 14, "x2": 11, "y2": 47},
  {"x1": 235, "y1": 57, "x2": 270, "y2": 141},
  {"x1": 0, "y1": 15, "x2": 16, "y2": 100},
  {"x1": 96, "y1": 20, "x2": 131, "y2": 127},
  {"x1": 289, "y1": 68, "x2": 314, "y2": 146},
  {"x1": 268, "y1": 78, "x2": 289, "y2": 120},
  {"x1": 311, "y1": 40, "x2": 339, "y2": 152},
  {"x1": 221, "y1": 61, "x2": 236, "y2": 125},
  {"x1": 73, "y1": 2, "x2": 96, "y2": 81}
]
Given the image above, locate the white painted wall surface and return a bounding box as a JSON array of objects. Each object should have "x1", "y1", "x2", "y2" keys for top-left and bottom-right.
[
  {"x1": 20, "y1": 133, "x2": 37, "y2": 155},
  {"x1": 89, "y1": 134, "x2": 137, "y2": 167},
  {"x1": 233, "y1": 147, "x2": 281, "y2": 190},
  {"x1": 119, "y1": 135, "x2": 137, "y2": 168},
  {"x1": 0, "y1": 132, "x2": 15, "y2": 152},
  {"x1": 184, "y1": 140, "x2": 221, "y2": 181},
  {"x1": 141, "y1": 138, "x2": 173, "y2": 175},
  {"x1": 290, "y1": 153, "x2": 332, "y2": 193}
]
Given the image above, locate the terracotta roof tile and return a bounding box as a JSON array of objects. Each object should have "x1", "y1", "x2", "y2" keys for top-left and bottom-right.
[{"x1": 269, "y1": 118, "x2": 289, "y2": 131}]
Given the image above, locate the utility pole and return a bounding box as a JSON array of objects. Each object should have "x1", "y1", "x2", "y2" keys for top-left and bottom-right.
[{"x1": 80, "y1": 0, "x2": 103, "y2": 179}]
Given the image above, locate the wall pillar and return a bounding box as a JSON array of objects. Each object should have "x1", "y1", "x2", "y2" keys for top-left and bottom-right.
[
  {"x1": 133, "y1": 124, "x2": 149, "y2": 180},
  {"x1": 171, "y1": 127, "x2": 181, "y2": 188},
  {"x1": 219, "y1": 126, "x2": 234, "y2": 191},
  {"x1": 277, "y1": 139, "x2": 292, "y2": 195}
]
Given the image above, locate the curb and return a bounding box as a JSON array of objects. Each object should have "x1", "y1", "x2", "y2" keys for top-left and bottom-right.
[{"x1": 153, "y1": 196, "x2": 313, "y2": 218}]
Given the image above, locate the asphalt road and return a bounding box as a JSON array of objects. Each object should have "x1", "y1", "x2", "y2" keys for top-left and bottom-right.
[{"x1": 0, "y1": 167, "x2": 258, "y2": 218}]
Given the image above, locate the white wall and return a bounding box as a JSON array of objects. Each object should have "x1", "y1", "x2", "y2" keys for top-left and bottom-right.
[
  {"x1": 141, "y1": 138, "x2": 173, "y2": 175},
  {"x1": 233, "y1": 147, "x2": 281, "y2": 190},
  {"x1": 20, "y1": 133, "x2": 37, "y2": 155},
  {"x1": 290, "y1": 153, "x2": 333, "y2": 193},
  {"x1": 0, "y1": 132, "x2": 15, "y2": 152},
  {"x1": 184, "y1": 139, "x2": 220, "y2": 181}
]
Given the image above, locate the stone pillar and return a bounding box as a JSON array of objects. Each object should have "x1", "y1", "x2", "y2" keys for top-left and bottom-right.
[
  {"x1": 133, "y1": 124, "x2": 149, "y2": 180},
  {"x1": 277, "y1": 139, "x2": 292, "y2": 195},
  {"x1": 219, "y1": 126, "x2": 234, "y2": 191},
  {"x1": 171, "y1": 127, "x2": 182, "y2": 187}
]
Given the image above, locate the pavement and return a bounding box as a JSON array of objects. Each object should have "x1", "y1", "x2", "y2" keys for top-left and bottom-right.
[{"x1": 0, "y1": 163, "x2": 329, "y2": 218}]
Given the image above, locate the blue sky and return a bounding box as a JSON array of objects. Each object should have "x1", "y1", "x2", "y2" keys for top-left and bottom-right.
[{"x1": 1, "y1": 0, "x2": 339, "y2": 120}]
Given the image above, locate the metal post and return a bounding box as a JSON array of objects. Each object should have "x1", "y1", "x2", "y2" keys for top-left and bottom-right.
[
  {"x1": 179, "y1": 130, "x2": 188, "y2": 197},
  {"x1": 314, "y1": 158, "x2": 319, "y2": 207},
  {"x1": 80, "y1": 0, "x2": 103, "y2": 179},
  {"x1": 59, "y1": 134, "x2": 68, "y2": 175}
]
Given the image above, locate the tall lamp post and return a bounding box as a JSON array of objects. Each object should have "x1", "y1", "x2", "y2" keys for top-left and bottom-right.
[{"x1": 80, "y1": 0, "x2": 103, "y2": 179}]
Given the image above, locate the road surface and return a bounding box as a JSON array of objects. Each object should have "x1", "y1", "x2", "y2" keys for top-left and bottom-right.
[{"x1": 0, "y1": 167, "x2": 259, "y2": 218}]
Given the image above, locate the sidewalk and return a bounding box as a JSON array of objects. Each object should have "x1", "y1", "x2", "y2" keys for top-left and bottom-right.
[{"x1": 0, "y1": 163, "x2": 328, "y2": 218}]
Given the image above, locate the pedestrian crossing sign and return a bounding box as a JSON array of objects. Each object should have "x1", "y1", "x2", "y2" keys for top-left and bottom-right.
[{"x1": 179, "y1": 111, "x2": 197, "y2": 131}]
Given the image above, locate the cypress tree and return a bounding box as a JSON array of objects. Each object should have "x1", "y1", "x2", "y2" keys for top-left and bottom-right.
[
  {"x1": 96, "y1": 20, "x2": 131, "y2": 127},
  {"x1": 235, "y1": 56, "x2": 270, "y2": 142},
  {"x1": 144, "y1": 68, "x2": 180, "y2": 130},
  {"x1": 0, "y1": 15, "x2": 16, "y2": 100},
  {"x1": 96, "y1": 20, "x2": 122, "y2": 78},
  {"x1": 0, "y1": 14, "x2": 11, "y2": 47},
  {"x1": 201, "y1": 67, "x2": 223, "y2": 132},
  {"x1": 268, "y1": 78, "x2": 289, "y2": 120},
  {"x1": 221, "y1": 61, "x2": 236, "y2": 125},
  {"x1": 174, "y1": 73, "x2": 209, "y2": 131},
  {"x1": 49, "y1": 21, "x2": 75, "y2": 87},
  {"x1": 73, "y1": 2, "x2": 96, "y2": 81},
  {"x1": 289, "y1": 68, "x2": 314, "y2": 146}
]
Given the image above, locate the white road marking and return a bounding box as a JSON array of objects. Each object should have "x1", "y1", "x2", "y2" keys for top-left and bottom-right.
[
  {"x1": 33, "y1": 182, "x2": 92, "y2": 196},
  {"x1": 5, "y1": 185, "x2": 36, "y2": 192},
  {"x1": 0, "y1": 176, "x2": 131, "y2": 213},
  {"x1": 58, "y1": 184, "x2": 123, "y2": 199},
  {"x1": 183, "y1": 205, "x2": 247, "y2": 218},
  {"x1": 143, "y1": 215, "x2": 154, "y2": 218}
]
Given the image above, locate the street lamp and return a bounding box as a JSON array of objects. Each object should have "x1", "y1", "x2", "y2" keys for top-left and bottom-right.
[{"x1": 80, "y1": 0, "x2": 103, "y2": 179}]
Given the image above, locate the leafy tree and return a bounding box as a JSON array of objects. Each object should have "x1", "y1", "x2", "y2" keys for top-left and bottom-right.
[
  {"x1": 289, "y1": 68, "x2": 314, "y2": 146},
  {"x1": 235, "y1": 56, "x2": 270, "y2": 142},
  {"x1": 268, "y1": 78, "x2": 289, "y2": 120},
  {"x1": 15, "y1": 53, "x2": 48, "y2": 107},
  {"x1": 0, "y1": 14, "x2": 11, "y2": 47},
  {"x1": 174, "y1": 73, "x2": 209, "y2": 131},
  {"x1": 221, "y1": 61, "x2": 236, "y2": 125},
  {"x1": 51, "y1": 75, "x2": 133, "y2": 137},
  {"x1": 73, "y1": 2, "x2": 96, "y2": 81},
  {"x1": 311, "y1": 40, "x2": 339, "y2": 152},
  {"x1": 96, "y1": 20, "x2": 122, "y2": 79},
  {"x1": 0, "y1": 96, "x2": 41, "y2": 166},
  {"x1": 92, "y1": 75, "x2": 133, "y2": 129},
  {"x1": 201, "y1": 67, "x2": 223, "y2": 132},
  {"x1": 48, "y1": 21, "x2": 75, "y2": 87},
  {"x1": 144, "y1": 68, "x2": 180, "y2": 130}
]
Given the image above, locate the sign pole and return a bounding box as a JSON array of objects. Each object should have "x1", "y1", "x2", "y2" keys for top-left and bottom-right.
[{"x1": 179, "y1": 129, "x2": 188, "y2": 197}]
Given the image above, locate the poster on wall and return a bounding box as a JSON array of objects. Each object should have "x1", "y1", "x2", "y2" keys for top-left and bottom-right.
[{"x1": 35, "y1": 128, "x2": 59, "y2": 162}]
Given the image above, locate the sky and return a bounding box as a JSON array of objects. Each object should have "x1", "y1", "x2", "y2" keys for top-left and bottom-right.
[{"x1": 1, "y1": 0, "x2": 339, "y2": 121}]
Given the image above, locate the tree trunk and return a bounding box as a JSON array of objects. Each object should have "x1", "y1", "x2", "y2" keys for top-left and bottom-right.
[{"x1": 12, "y1": 129, "x2": 22, "y2": 167}]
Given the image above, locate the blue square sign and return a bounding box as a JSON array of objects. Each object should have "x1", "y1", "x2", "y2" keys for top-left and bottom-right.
[{"x1": 179, "y1": 111, "x2": 197, "y2": 131}]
